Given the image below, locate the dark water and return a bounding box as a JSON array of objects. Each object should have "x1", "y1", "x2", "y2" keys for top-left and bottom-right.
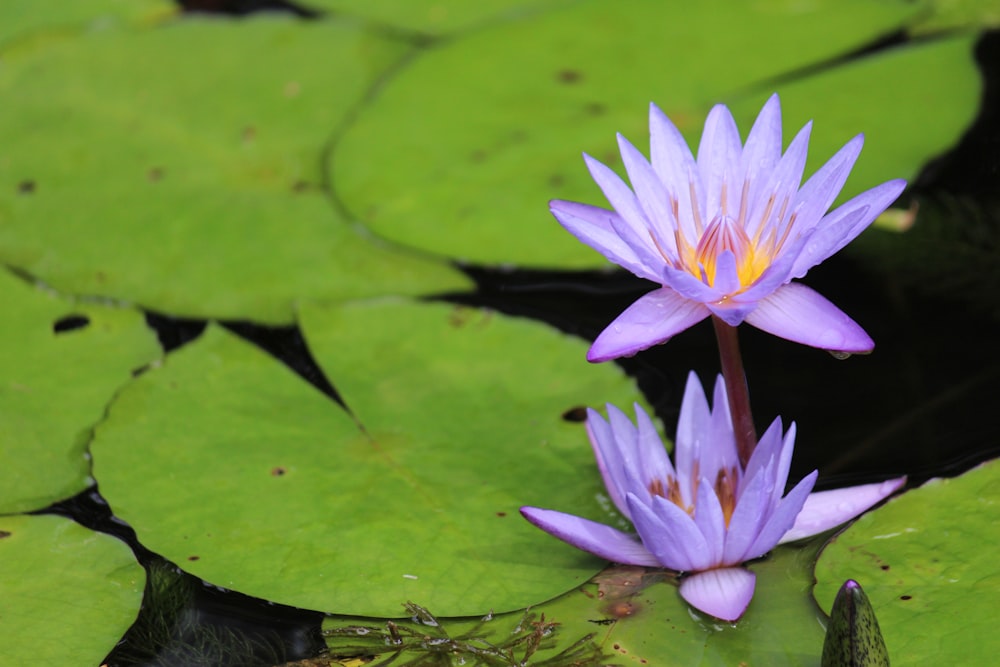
[{"x1": 35, "y1": 2, "x2": 1000, "y2": 665}]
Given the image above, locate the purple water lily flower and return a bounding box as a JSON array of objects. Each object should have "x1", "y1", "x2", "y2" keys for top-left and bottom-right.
[
  {"x1": 551, "y1": 95, "x2": 907, "y2": 361},
  {"x1": 521, "y1": 372, "x2": 904, "y2": 621}
]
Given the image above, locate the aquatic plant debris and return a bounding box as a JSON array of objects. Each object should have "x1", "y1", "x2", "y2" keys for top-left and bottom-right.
[
  {"x1": 550, "y1": 94, "x2": 907, "y2": 361},
  {"x1": 323, "y1": 602, "x2": 605, "y2": 666},
  {"x1": 521, "y1": 372, "x2": 905, "y2": 621}
]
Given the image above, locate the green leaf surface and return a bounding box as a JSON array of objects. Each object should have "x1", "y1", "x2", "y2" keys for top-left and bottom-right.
[
  {"x1": 0, "y1": 15, "x2": 470, "y2": 324},
  {"x1": 814, "y1": 460, "x2": 1000, "y2": 666},
  {"x1": 0, "y1": 514, "x2": 145, "y2": 663},
  {"x1": 724, "y1": 34, "x2": 979, "y2": 212},
  {"x1": 0, "y1": 0, "x2": 173, "y2": 49},
  {"x1": 0, "y1": 269, "x2": 161, "y2": 514},
  {"x1": 91, "y1": 301, "x2": 644, "y2": 616},
  {"x1": 306, "y1": 0, "x2": 569, "y2": 34},
  {"x1": 330, "y1": 0, "x2": 976, "y2": 268},
  {"x1": 324, "y1": 541, "x2": 829, "y2": 666}
]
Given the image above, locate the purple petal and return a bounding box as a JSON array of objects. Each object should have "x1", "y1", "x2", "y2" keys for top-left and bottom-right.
[
  {"x1": 693, "y1": 478, "x2": 727, "y2": 567},
  {"x1": 662, "y1": 265, "x2": 724, "y2": 303},
  {"x1": 675, "y1": 371, "x2": 711, "y2": 496},
  {"x1": 745, "y1": 121, "x2": 811, "y2": 241},
  {"x1": 695, "y1": 375, "x2": 739, "y2": 483},
  {"x1": 649, "y1": 103, "x2": 702, "y2": 244},
  {"x1": 744, "y1": 282, "x2": 873, "y2": 353},
  {"x1": 738, "y1": 95, "x2": 782, "y2": 209},
  {"x1": 789, "y1": 179, "x2": 907, "y2": 278},
  {"x1": 745, "y1": 470, "x2": 818, "y2": 559},
  {"x1": 519, "y1": 507, "x2": 661, "y2": 567},
  {"x1": 588, "y1": 288, "x2": 710, "y2": 362},
  {"x1": 618, "y1": 134, "x2": 678, "y2": 255},
  {"x1": 679, "y1": 568, "x2": 756, "y2": 621},
  {"x1": 712, "y1": 249, "x2": 742, "y2": 296},
  {"x1": 583, "y1": 155, "x2": 666, "y2": 270},
  {"x1": 722, "y1": 463, "x2": 772, "y2": 564},
  {"x1": 550, "y1": 200, "x2": 662, "y2": 283},
  {"x1": 698, "y1": 104, "x2": 743, "y2": 219},
  {"x1": 633, "y1": 403, "x2": 676, "y2": 494},
  {"x1": 627, "y1": 493, "x2": 709, "y2": 572},
  {"x1": 778, "y1": 476, "x2": 906, "y2": 544},
  {"x1": 738, "y1": 416, "x2": 786, "y2": 501},
  {"x1": 705, "y1": 298, "x2": 759, "y2": 327},
  {"x1": 586, "y1": 408, "x2": 631, "y2": 518},
  {"x1": 791, "y1": 134, "x2": 864, "y2": 232}
]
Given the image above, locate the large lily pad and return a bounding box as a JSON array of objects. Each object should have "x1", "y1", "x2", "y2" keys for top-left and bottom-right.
[
  {"x1": 306, "y1": 0, "x2": 569, "y2": 35},
  {"x1": 330, "y1": 0, "x2": 977, "y2": 268},
  {"x1": 814, "y1": 460, "x2": 1000, "y2": 665},
  {"x1": 91, "y1": 301, "x2": 644, "y2": 616},
  {"x1": 0, "y1": 14, "x2": 470, "y2": 324},
  {"x1": 0, "y1": 513, "x2": 145, "y2": 663},
  {"x1": 0, "y1": 268, "x2": 161, "y2": 514},
  {"x1": 325, "y1": 541, "x2": 829, "y2": 666},
  {"x1": 0, "y1": 0, "x2": 173, "y2": 47}
]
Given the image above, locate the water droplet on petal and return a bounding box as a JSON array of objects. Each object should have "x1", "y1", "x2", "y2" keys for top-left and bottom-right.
[{"x1": 828, "y1": 350, "x2": 851, "y2": 360}]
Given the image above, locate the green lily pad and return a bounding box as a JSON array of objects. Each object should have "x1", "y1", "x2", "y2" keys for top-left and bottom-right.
[
  {"x1": 330, "y1": 0, "x2": 975, "y2": 268},
  {"x1": 0, "y1": 514, "x2": 145, "y2": 663},
  {"x1": 0, "y1": 0, "x2": 173, "y2": 48},
  {"x1": 91, "y1": 300, "x2": 644, "y2": 616},
  {"x1": 305, "y1": 0, "x2": 569, "y2": 35},
  {"x1": 908, "y1": 0, "x2": 1000, "y2": 34},
  {"x1": 324, "y1": 541, "x2": 829, "y2": 666},
  {"x1": 725, "y1": 33, "x2": 979, "y2": 214},
  {"x1": 0, "y1": 268, "x2": 161, "y2": 514},
  {"x1": 814, "y1": 460, "x2": 1000, "y2": 666},
  {"x1": 0, "y1": 15, "x2": 470, "y2": 324}
]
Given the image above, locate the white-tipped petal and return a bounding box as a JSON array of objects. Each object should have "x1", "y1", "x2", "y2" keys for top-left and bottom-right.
[
  {"x1": 679, "y1": 568, "x2": 756, "y2": 621},
  {"x1": 779, "y1": 477, "x2": 906, "y2": 544}
]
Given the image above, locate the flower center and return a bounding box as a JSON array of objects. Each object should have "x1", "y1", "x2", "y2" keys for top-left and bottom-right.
[
  {"x1": 665, "y1": 178, "x2": 798, "y2": 294},
  {"x1": 648, "y1": 476, "x2": 693, "y2": 515},
  {"x1": 714, "y1": 466, "x2": 739, "y2": 528}
]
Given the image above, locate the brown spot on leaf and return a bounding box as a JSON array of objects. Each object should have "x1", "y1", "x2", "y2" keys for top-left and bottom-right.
[
  {"x1": 271, "y1": 466, "x2": 287, "y2": 477},
  {"x1": 556, "y1": 69, "x2": 582, "y2": 84},
  {"x1": 584, "y1": 102, "x2": 606, "y2": 116},
  {"x1": 0, "y1": 530, "x2": 11, "y2": 539},
  {"x1": 606, "y1": 600, "x2": 639, "y2": 618},
  {"x1": 900, "y1": 594, "x2": 912, "y2": 600},
  {"x1": 188, "y1": 555, "x2": 200, "y2": 561},
  {"x1": 147, "y1": 167, "x2": 164, "y2": 182},
  {"x1": 496, "y1": 511, "x2": 507, "y2": 517},
  {"x1": 17, "y1": 179, "x2": 35, "y2": 194}
]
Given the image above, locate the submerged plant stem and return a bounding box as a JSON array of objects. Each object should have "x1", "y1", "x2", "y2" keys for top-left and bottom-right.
[{"x1": 712, "y1": 316, "x2": 756, "y2": 467}]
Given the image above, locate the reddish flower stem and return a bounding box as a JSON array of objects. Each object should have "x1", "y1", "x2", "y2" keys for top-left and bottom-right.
[{"x1": 712, "y1": 316, "x2": 756, "y2": 467}]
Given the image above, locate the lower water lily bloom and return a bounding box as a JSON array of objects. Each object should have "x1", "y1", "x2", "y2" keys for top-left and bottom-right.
[
  {"x1": 550, "y1": 94, "x2": 907, "y2": 361},
  {"x1": 520, "y1": 372, "x2": 905, "y2": 621}
]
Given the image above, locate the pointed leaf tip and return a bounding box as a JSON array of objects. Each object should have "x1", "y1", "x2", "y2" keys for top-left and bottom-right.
[{"x1": 822, "y1": 579, "x2": 890, "y2": 667}]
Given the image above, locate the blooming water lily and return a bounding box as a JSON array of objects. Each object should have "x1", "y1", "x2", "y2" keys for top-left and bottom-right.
[
  {"x1": 521, "y1": 373, "x2": 904, "y2": 621},
  {"x1": 551, "y1": 95, "x2": 907, "y2": 361}
]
